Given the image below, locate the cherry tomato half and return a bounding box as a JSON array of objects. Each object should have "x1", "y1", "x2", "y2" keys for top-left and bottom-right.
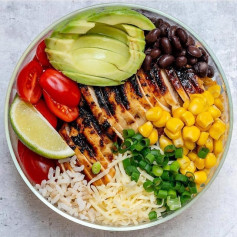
[
  {"x1": 43, "y1": 91, "x2": 79, "y2": 122},
  {"x1": 17, "y1": 141, "x2": 56, "y2": 184},
  {"x1": 17, "y1": 60, "x2": 43, "y2": 104},
  {"x1": 34, "y1": 99, "x2": 57, "y2": 128},
  {"x1": 36, "y1": 40, "x2": 50, "y2": 67},
  {"x1": 39, "y1": 69, "x2": 81, "y2": 107}
]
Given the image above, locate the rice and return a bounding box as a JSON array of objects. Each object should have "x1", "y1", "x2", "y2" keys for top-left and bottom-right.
[{"x1": 35, "y1": 144, "x2": 165, "y2": 226}]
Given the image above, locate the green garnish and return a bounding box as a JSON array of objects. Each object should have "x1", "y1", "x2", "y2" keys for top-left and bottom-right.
[
  {"x1": 92, "y1": 162, "x2": 101, "y2": 174},
  {"x1": 198, "y1": 147, "x2": 209, "y2": 158}
]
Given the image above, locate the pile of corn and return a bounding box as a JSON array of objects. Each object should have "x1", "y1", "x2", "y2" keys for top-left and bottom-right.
[{"x1": 138, "y1": 84, "x2": 226, "y2": 185}]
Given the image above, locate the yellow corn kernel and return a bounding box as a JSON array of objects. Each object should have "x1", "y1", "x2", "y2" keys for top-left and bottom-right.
[
  {"x1": 183, "y1": 100, "x2": 190, "y2": 109},
  {"x1": 153, "y1": 111, "x2": 171, "y2": 128},
  {"x1": 164, "y1": 128, "x2": 181, "y2": 140},
  {"x1": 180, "y1": 111, "x2": 195, "y2": 126},
  {"x1": 214, "y1": 139, "x2": 223, "y2": 155},
  {"x1": 177, "y1": 156, "x2": 190, "y2": 169},
  {"x1": 208, "y1": 105, "x2": 221, "y2": 119},
  {"x1": 173, "y1": 137, "x2": 184, "y2": 148},
  {"x1": 166, "y1": 118, "x2": 184, "y2": 133},
  {"x1": 146, "y1": 106, "x2": 163, "y2": 122},
  {"x1": 203, "y1": 91, "x2": 214, "y2": 106},
  {"x1": 214, "y1": 98, "x2": 223, "y2": 112},
  {"x1": 194, "y1": 171, "x2": 207, "y2": 184},
  {"x1": 205, "y1": 153, "x2": 217, "y2": 168},
  {"x1": 188, "y1": 152, "x2": 198, "y2": 162},
  {"x1": 196, "y1": 111, "x2": 214, "y2": 129},
  {"x1": 197, "y1": 132, "x2": 209, "y2": 146},
  {"x1": 173, "y1": 107, "x2": 186, "y2": 119},
  {"x1": 208, "y1": 84, "x2": 221, "y2": 98},
  {"x1": 183, "y1": 126, "x2": 200, "y2": 142},
  {"x1": 202, "y1": 168, "x2": 211, "y2": 176},
  {"x1": 194, "y1": 158, "x2": 205, "y2": 170},
  {"x1": 196, "y1": 124, "x2": 212, "y2": 132},
  {"x1": 209, "y1": 119, "x2": 226, "y2": 140},
  {"x1": 159, "y1": 135, "x2": 172, "y2": 151},
  {"x1": 188, "y1": 97, "x2": 206, "y2": 115},
  {"x1": 183, "y1": 146, "x2": 189, "y2": 155},
  {"x1": 205, "y1": 137, "x2": 213, "y2": 152},
  {"x1": 184, "y1": 140, "x2": 196, "y2": 150},
  {"x1": 180, "y1": 161, "x2": 196, "y2": 175},
  {"x1": 138, "y1": 121, "x2": 153, "y2": 137},
  {"x1": 148, "y1": 129, "x2": 158, "y2": 145}
]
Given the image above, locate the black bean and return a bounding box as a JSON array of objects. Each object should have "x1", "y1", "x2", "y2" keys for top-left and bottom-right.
[
  {"x1": 161, "y1": 37, "x2": 172, "y2": 54},
  {"x1": 199, "y1": 47, "x2": 208, "y2": 62},
  {"x1": 194, "y1": 62, "x2": 208, "y2": 77},
  {"x1": 158, "y1": 54, "x2": 175, "y2": 68},
  {"x1": 155, "y1": 18, "x2": 164, "y2": 28},
  {"x1": 187, "y1": 45, "x2": 202, "y2": 58},
  {"x1": 150, "y1": 48, "x2": 161, "y2": 59},
  {"x1": 159, "y1": 23, "x2": 170, "y2": 36},
  {"x1": 145, "y1": 28, "x2": 161, "y2": 43},
  {"x1": 145, "y1": 48, "x2": 152, "y2": 55},
  {"x1": 207, "y1": 65, "x2": 215, "y2": 78},
  {"x1": 186, "y1": 35, "x2": 195, "y2": 47},
  {"x1": 188, "y1": 57, "x2": 198, "y2": 65},
  {"x1": 175, "y1": 56, "x2": 187, "y2": 68},
  {"x1": 171, "y1": 36, "x2": 182, "y2": 51},
  {"x1": 143, "y1": 55, "x2": 153, "y2": 71},
  {"x1": 168, "y1": 25, "x2": 177, "y2": 39},
  {"x1": 153, "y1": 39, "x2": 160, "y2": 48},
  {"x1": 176, "y1": 28, "x2": 188, "y2": 43},
  {"x1": 176, "y1": 49, "x2": 186, "y2": 57}
]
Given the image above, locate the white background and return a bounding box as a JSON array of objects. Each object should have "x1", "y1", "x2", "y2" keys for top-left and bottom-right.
[{"x1": 0, "y1": 0, "x2": 237, "y2": 236}]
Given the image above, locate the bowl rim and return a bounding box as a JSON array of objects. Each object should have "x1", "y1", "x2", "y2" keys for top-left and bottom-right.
[{"x1": 4, "y1": 2, "x2": 233, "y2": 231}]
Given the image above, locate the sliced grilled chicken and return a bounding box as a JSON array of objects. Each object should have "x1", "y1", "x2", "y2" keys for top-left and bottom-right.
[
  {"x1": 175, "y1": 69, "x2": 197, "y2": 95},
  {"x1": 80, "y1": 85, "x2": 123, "y2": 139},
  {"x1": 60, "y1": 123, "x2": 113, "y2": 185},
  {"x1": 119, "y1": 84, "x2": 147, "y2": 126},
  {"x1": 165, "y1": 68, "x2": 190, "y2": 102},
  {"x1": 137, "y1": 69, "x2": 170, "y2": 111},
  {"x1": 101, "y1": 87, "x2": 139, "y2": 131}
]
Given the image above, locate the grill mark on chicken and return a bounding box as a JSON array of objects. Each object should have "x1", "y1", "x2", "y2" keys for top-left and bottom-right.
[
  {"x1": 80, "y1": 85, "x2": 123, "y2": 139},
  {"x1": 130, "y1": 76, "x2": 143, "y2": 97},
  {"x1": 186, "y1": 70, "x2": 204, "y2": 93},
  {"x1": 176, "y1": 69, "x2": 197, "y2": 95},
  {"x1": 165, "y1": 68, "x2": 190, "y2": 102},
  {"x1": 101, "y1": 87, "x2": 139, "y2": 130},
  {"x1": 117, "y1": 85, "x2": 130, "y2": 110},
  {"x1": 137, "y1": 69, "x2": 170, "y2": 111}
]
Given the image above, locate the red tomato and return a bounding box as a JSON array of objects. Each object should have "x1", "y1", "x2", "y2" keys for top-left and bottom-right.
[
  {"x1": 34, "y1": 99, "x2": 57, "y2": 128},
  {"x1": 17, "y1": 141, "x2": 57, "y2": 184},
  {"x1": 17, "y1": 60, "x2": 43, "y2": 104},
  {"x1": 36, "y1": 40, "x2": 50, "y2": 67},
  {"x1": 39, "y1": 69, "x2": 81, "y2": 107},
  {"x1": 43, "y1": 91, "x2": 79, "y2": 122}
]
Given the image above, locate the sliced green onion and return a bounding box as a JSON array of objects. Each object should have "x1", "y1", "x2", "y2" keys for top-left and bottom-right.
[
  {"x1": 174, "y1": 182, "x2": 185, "y2": 194},
  {"x1": 157, "y1": 189, "x2": 168, "y2": 199},
  {"x1": 152, "y1": 165, "x2": 163, "y2": 177},
  {"x1": 132, "y1": 133, "x2": 143, "y2": 141},
  {"x1": 139, "y1": 160, "x2": 147, "y2": 170},
  {"x1": 141, "y1": 147, "x2": 150, "y2": 157},
  {"x1": 123, "y1": 129, "x2": 135, "y2": 138},
  {"x1": 164, "y1": 145, "x2": 176, "y2": 153},
  {"x1": 111, "y1": 142, "x2": 119, "y2": 154},
  {"x1": 175, "y1": 174, "x2": 188, "y2": 183},
  {"x1": 161, "y1": 156, "x2": 169, "y2": 166},
  {"x1": 150, "y1": 149, "x2": 161, "y2": 158},
  {"x1": 161, "y1": 181, "x2": 174, "y2": 190},
  {"x1": 168, "y1": 189, "x2": 177, "y2": 198},
  {"x1": 134, "y1": 141, "x2": 145, "y2": 151},
  {"x1": 124, "y1": 138, "x2": 133, "y2": 148},
  {"x1": 153, "y1": 177, "x2": 162, "y2": 186},
  {"x1": 130, "y1": 157, "x2": 139, "y2": 167},
  {"x1": 161, "y1": 170, "x2": 171, "y2": 181},
  {"x1": 142, "y1": 138, "x2": 150, "y2": 147},
  {"x1": 92, "y1": 162, "x2": 101, "y2": 174},
  {"x1": 144, "y1": 163, "x2": 152, "y2": 173},
  {"x1": 180, "y1": 191, "x2": 192, "y2": 204},
  {"x1": 175, "y1": 147, "x2": 183, "y2": 159},
  {"x1": 163, "y1": 165, "x2": 170, "y2": 171},
  {"x1": 198, "y1": 147, "x2": 209, "y2": 158},
  {"x1": 148, "y1": 211, "x2": 157, "y2": 221},
  {"x1": 130, "y1": 140, "x2": 138, "y2": 151},
  {"x1": 170, "y1": 161, "x2": 180, "y2": 173},
  {"x1": 125, "y1": 165, "x2": 138, "y2": 176},
  {"x1": 186, "y1": 172, "x2": 195, "y2": 182},
  {"x1": 131, "y1": 171, "x2": 140, "y2": 182},
  {"x1": 188, "y1": 182, "x2": 197, "y2": 194},
  {"x1": 133, "y1": 154, "x2": 143, "y2": 162},
  {"x1": 122, "y1": 158, "x2": 131, "y2": 169},
  {"x1": 143, "y1": 180, "x2": 154, "y2": 192},
  {"x1": 167, "y1": 196, "x2": 181, "y2": 211},
  {"x1": 156, "y1": 198, "x2": 163, "y2": 205},
  {"x1": 118, "y1": 147, "x2": 128, "y2": 154},
  {"x1": 145, "y1": 153, "x2": 155, "y2": 164},
  {"x1": 155, "y1": 154, "x2": 165, "y2": 165}
]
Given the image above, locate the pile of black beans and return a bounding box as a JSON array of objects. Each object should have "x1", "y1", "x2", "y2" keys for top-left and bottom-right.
[{"x1": 143, "y1": 18, "x2": 214, "y2": 78}]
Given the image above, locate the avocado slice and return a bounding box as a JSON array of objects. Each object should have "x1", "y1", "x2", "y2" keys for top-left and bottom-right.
[
  {"x1": 59, "y1": 20, "x2": 95, "y2": 34},
  {"x1": 87, "y1": 24, "x2": 145, "y2": 51},
  {"x1": 87, "y1": 9, "x2": 155, "y2": 30},
  {"x1": 46, "y1": 34, "x2": 130, "y2": 57},
  {"x1": 62, "y1": 71, "x2": 122, "y2": 86},
  {"x1": 114, "y1": 24, "x2": 145, "y2": 38}
]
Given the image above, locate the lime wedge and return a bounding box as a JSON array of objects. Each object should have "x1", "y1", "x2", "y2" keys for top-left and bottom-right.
[{"x1": 9, "y1": 96, "x2": 75, "y2": 159}]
